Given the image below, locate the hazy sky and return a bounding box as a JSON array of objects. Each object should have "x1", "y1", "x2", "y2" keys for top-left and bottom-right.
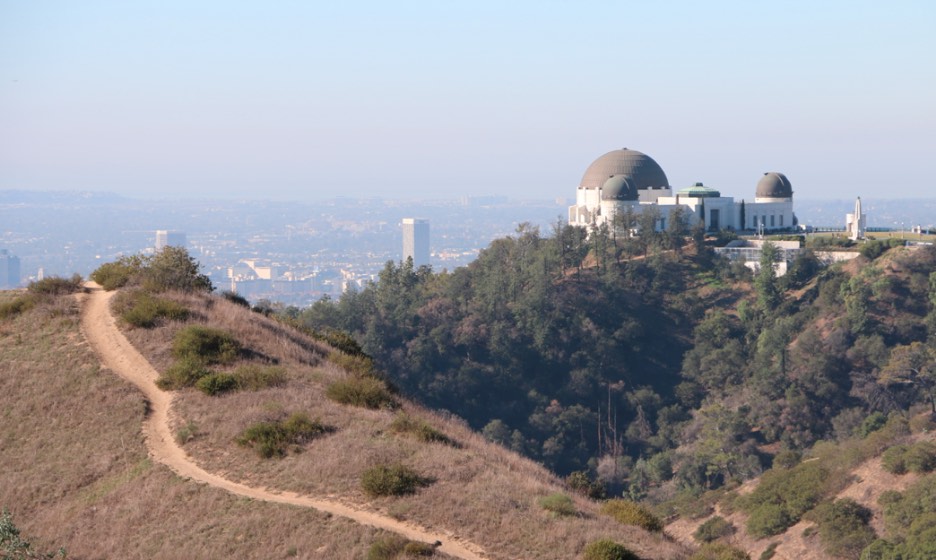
[{"x1": 1, "y1": 1, "x2": 934, "y2": 201}]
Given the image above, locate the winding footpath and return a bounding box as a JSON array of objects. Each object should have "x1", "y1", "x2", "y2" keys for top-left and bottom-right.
[{"x1": 78, "y1": 284, "x2": 489, "y2": 560}]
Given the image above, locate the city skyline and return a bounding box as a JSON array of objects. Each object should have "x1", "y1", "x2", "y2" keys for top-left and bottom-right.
[{"x1": 2, "y1": 1, "x2": 934, "y2": 201}]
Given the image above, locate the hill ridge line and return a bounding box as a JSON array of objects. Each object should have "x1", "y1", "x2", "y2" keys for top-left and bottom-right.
[{"x1": 78, "y1": 284, "x2": 489, "y2": 560}]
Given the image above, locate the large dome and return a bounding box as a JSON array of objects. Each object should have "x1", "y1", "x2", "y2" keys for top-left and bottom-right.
[
  {"x1": 756, "y1": 172, "x2": 793, "y2": 198},
  {"x1": 580, "y1": 148, "x2": 669, "y2": 191}
]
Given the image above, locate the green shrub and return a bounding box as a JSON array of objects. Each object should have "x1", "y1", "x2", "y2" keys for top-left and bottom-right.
[
  {"x1": 566, "y1": 470, "x2": 606, "y2": 500},
  {"x1": 366, "y1": 536, "x2": 435, "y2": 560},
  {"x1": 192, "y1": 365, "x2": 287, "y2": 396},
  {"x1": 91, "y1": 256, "x2": 145, "y2": 290},
  {"x1": 27, "y1": 274, "x2": 83, "y2": 295},
  {"x1": 772, "y1": 449, "x2": 801, "y2": 469},
  {"x1": 120, "y1": 291, "x2": 190, "y2": 328},
  {"x1": 172, "y1": 325, "x2": 241, "y2": 364},
  {"x1": 746, "y1": 503, "x2": 792, "y2": 538},
  {"x1": 0, "y1": 508, "x2": 66, "y2": 559},
  {"x1": 389, "y1": 413, "x2": 456, "y2": 446},
  {"x1": 327, "y1": 375, "x2": 398, "y2": 410},
  {"x1": 860, "y1": 239, "x2": 904, "y2": 260},
  {"x1": 582, "y1": 539, "x2": 638, "y2": 560},
  {"x1": 231, "y1": 364, "x2": 287, "y2": 391},
  {"x1": 402, "y1": 541, "x2": 435, "y2": 556},
  {"x1": 236, "y1": 412, "x2": 331, "y2": 458},
  {"x1": 141, "y1": 246, "x2": 213, "y2": 293},
  {"x1": 195, "y1": 372, "x2": 238, "y2": 396},
  {"x1": 599, "y1": 499, "x2": 663, "y2": 532},
  {"x1": 689, "y1": 542, "x2": 750, "y2": 560},
  {"x1": 882, "y1": 445, "x2": 910, "y2": 474},
  {"x1": 367, "y1": 536, "x2": 403, "y2": 560},
  {"x1": 220, "y1": 290, "x2": 250, "y2": 307},
  {"x1": 156, "y1": 357, "x2": 212, "y2": 390},
  {"x1": 538, "y1": 493, "x2": 576, "y2": 517},
  {"x1": 361, "y1": 464, "x2": 430, "y2": 497},
  {"x1": 328, "y1": 351, "x2": 376, "y2": 376},
  {"x1": 759, "y1": 543, "x2": 778, "y2": 560},
  {"x1": 809, "y1": 498, "x2": 876, "y2": 558},
  {"x1": 694, "y1": 516, "x2": 735, "y2": 543},
  {"x1": 909, "y1": 413, "x2": 936, "y2": 434},
  {"x1": 858, "y1": 412, "x2": 889, "y2": 438},
  {"x1": 176, "y1": 421, "x2": 199, "y2": 444},
  {"x1": 904, "y1": 442, "x2": 936, "y2": 474},
  {"x1": 881, "y1": 442, "x2": 936, "y2": 475},
  {"x1": 737, "y1": 461, "x2": 827, "y2": 536},
  {"x1": 312, "y1": 328, "x2": 368, "y2": 358},
  {"x1": 0, "y1": 295, "x2": 36, "y2": 320}
]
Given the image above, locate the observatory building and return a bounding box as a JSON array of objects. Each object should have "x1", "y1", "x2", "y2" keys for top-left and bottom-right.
[{"x1": 568, "y1": 148, "x2": 796, "y2": 233}]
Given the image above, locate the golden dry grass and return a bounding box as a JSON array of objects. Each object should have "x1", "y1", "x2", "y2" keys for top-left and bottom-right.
[
  {"x1": 0, "y1": 292, "x2": 456, "y2": 560},
  {"x1": 114, "y1": 290, "x2": 690, "y2": 559}
]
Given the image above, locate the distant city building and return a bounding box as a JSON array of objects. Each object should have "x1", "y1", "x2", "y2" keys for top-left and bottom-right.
[
  {"x1": 846, "y1": 197, "x2": 867, "y2": 241},
  {"x1": 402, "y1": 218, "x2": 430, "y2": 267},
  {"x1": 568, "y1": 148, "x2": 796, "y2": 233},
  {"x1": 155, "y1": 230, "x2": 187, "y2": 251},
  {"x1": 0, "y1": 249, "x2": 21, "y2": 289}
]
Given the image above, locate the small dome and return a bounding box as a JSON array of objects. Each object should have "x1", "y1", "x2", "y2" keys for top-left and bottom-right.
[
  {"x1": 601, "y1": 174, "x2": 638, "y2": 201},
  {"x1": 756, "y1": 172, "x2": 793, "y2": 198},
  {"x1": 580, "y1": 148, "x2": 669, "y2": 191},
  {"x1": 677, "y1": 182, "x2": 721, "y2": 198}
]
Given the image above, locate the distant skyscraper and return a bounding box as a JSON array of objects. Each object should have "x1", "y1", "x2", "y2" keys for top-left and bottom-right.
[
  {"x1": 402, "y1": 218, "x2": 430, "y2": 267},
  {"x1": 155, "y1": 230, "x2": 187, "y2": 251},
  {"x1": 0, "y1": 249, "x2": 21, "y2": 289}
]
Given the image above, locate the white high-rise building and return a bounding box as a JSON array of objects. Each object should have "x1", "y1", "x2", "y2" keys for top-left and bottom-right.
[
  {"x1": 155, "y1": 230, "x2": 187, "y2": 251},
  {"x1": 402, "y1": 218, "x2": 430, "y2": 267}
]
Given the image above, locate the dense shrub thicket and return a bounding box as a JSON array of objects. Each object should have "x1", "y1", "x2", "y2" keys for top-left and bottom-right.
[
  {"x1": 292, "y1": 220, "x2": 936, "y2": 503},
  {"x1": 737, "y1": 462, "x2": 828, "y2": 537},
  {"x1": 880, "y1": 441, "x2": 936, "y2": 475},
  {"x1": 806, "y1": 498, "x2": 875, "y2": 558},
  {"x1": 861, "y1": 473, "x2": 936, "y2": 559}
]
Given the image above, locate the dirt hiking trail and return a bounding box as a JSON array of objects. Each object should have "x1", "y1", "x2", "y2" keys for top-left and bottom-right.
[{"x1": 78, "y1": 284, "x2": 489, "y2": 560}]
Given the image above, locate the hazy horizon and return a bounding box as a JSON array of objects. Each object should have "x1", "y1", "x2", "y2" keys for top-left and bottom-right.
[{"x1": 2, "y1": 1, "x2": 934, "y2": 201}]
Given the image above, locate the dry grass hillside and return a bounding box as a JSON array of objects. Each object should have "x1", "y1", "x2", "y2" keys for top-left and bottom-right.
[
  {"x1": 1, "y1": 288, "x2": 690, "y2": 559},
  {"x1": 0, "y1": 291, "x2": 406, "y2": 560}
]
